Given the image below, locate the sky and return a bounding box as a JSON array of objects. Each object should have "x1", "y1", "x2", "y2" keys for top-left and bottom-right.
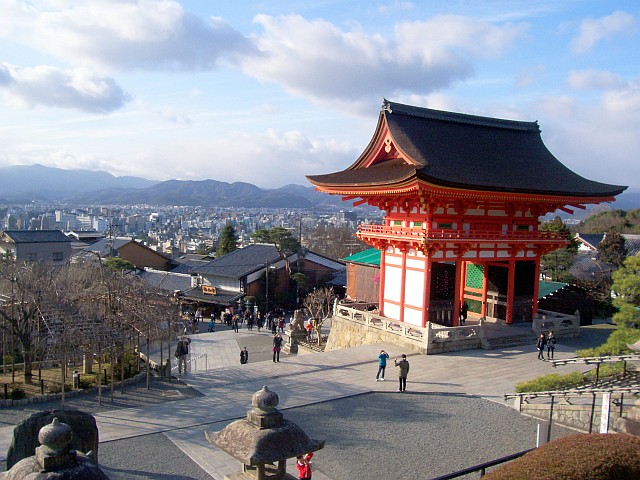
[{"x1": 0, "y1": 1, "x2": 638, "y2": 191}]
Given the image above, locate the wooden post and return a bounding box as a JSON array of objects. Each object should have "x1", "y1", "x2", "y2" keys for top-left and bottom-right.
[{"x1": 506, "y1": 259, "x2": 516, "y2": 324}]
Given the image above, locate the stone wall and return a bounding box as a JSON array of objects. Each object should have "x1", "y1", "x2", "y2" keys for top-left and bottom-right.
[
  {"x1": 520, "y1": 403, "x2": 597, "y2": 433},
  {"x1": 325, "y1": 316, "x2": 425, "y2": 353}
]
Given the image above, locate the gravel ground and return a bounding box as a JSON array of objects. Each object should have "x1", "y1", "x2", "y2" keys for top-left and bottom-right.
[{"x1": 95, "y1": 392, "x2": 574, "y2": 480}]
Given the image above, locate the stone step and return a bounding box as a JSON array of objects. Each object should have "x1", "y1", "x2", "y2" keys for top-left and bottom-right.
[{"x1": 481, "y1": 334, "x2": 536, "y2": 350}]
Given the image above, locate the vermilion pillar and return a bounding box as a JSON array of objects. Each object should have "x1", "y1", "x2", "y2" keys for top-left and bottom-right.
[
  {"x1": 506, "y1": 259, "x2": 516, "y2": 324},
  {"x1": 453, "y1": 259, "x2": 462, "y2": 326},
  {"x1": 378, "y1": 246, "x2": 386, "y2": 316},
  {"x1": 532, "y1": 257, "x2": 541, "y2": 317},
  {"x1": 422, "y1": 257, "x2": 432, "y2": 327}
]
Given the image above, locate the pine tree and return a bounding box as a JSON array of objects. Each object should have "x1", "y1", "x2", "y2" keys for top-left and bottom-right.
[
  {"x1": 597, "y1": 228, "x2": 627, "y2": 271},
  {"x1": 216, "y1": 224, "x2": 239, "y2": 257},
  {"x1": 540, "y1": 216, "x2": 578, "y2": 282}
]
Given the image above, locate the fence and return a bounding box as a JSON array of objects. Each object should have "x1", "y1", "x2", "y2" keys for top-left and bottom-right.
[{"x1": 333, "y1": 302, "x2": 483, "y2": 353}]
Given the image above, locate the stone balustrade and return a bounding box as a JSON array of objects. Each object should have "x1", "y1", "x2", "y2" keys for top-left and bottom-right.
[{"x1": 331, "y1": 302, "x2": 483, "y2": 354}]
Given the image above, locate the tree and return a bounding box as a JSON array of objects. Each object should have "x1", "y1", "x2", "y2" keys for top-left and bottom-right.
[
  {"x1": 305, "y1": 225, "x2": 368, "y2": 260},
  {"x1": 579, "y1": 256, "x2": 640, "y2": 356},
  {"x1": 252, "y1": 227, "x2": 301, "y2": 276},
  {"x1": 103, "y1": 256, "x2": 136, "y2": 272},
  {"x1": 597, "y1": 228, "x2": 627, "y2": 271},
  {"x1": 303, "y1": 287, "x2": 336, "y2": 345},
  {"x1": 216, "y1": 224, "x2": 239, "y2": 257},
  {"x1": 540, "y1": 217, "x2": 578, "y2": 282},
  {"x1": 0, "y1": 262, "x2": 53, "y2": 382}
]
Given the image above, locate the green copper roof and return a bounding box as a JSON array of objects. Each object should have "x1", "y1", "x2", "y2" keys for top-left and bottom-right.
[
  {"x1": 538, "y1": 280, "x2": 568, "y2": 299},
  {"x1": 344, "y1": 248, "x2": 380, "y2": 265}
]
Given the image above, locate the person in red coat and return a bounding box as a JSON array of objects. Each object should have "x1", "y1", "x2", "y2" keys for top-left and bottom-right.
[{"x1": 296, "y1": 452, "x2": 313, "y2": 480}]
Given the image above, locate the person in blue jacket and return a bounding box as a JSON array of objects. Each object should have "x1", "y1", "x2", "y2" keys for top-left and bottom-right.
[{"x1": 375, "y1": 349, "x2": 389, "y2": 381}]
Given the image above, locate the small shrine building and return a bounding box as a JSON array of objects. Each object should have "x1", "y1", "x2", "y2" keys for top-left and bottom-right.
[{"x1": 307, "y1": 100, "x2": 626, "y2": 327}]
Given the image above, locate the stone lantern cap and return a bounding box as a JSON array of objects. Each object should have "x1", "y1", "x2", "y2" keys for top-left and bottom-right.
[{"x1": 206, "y1": 386, "x2": 324, "y2": 466}]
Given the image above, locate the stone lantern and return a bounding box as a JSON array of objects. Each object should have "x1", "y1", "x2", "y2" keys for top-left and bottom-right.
[
  {"x1": 206, "y1": 385, "x2": 324, "y2": 480},
  {"x1": 0, "y1": 418, "x2": 109, "y2": 480}
]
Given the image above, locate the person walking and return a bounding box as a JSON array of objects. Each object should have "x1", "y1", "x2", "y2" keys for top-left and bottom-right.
[
  {"x1": 174, "y1": 335, "x2": 191, "y2": 375},
  {"x1": 208, "y1": 313, "x2": 215, "y2": 332},
  {"x1": 546, "y1": 330, "x2": 556, "y2": 360},
  {"x1": 460, "y1": 301, "x2": 468, "y2": 325},
  {"x1": 375, "y1": 349, "x2": 389, "y2": 381},
  {"x1": 273, "y1": 333, "x2": 283, "y2": 362},
  {"x1": 394, "y1": 354, "x2": 410, "y2": 392},
  {"x1": 240, "y1": 347, "x2": 249, "y2": 364},
  {"x1": 537, "y1": 332, "x2": 546, "y2": 360},
  {"x1": 296, "y1": 452, "x2": 313, "y2": 480},
  {"x1": 232, "y1": 315, "x2": 240, "y2": 333}
]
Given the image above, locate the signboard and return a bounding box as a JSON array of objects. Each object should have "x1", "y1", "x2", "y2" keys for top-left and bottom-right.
[
  {"x1": 600, "y1": 392, "x2": 611, "y2": 433},
  {"x1": 201, "y1": 285, "x2": 217, "y2": 295}
]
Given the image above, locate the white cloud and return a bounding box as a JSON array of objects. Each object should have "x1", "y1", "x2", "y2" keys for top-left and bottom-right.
[
  {"x1": 123, "y1": 128, "x2": 357, "y2": 187},
  {"x1": 516, "y1": 64, "x2": 545, "y2": 88},
  {"x1": 567, "y1": 69, "x2": 627, "y2": 90},
  {"x1": 570, "y1": 10, "x2": 636, "y2": 54},
  {"x1": 532, "y1": 82, "x2": 640, "y2": 189},
  {"x1": 0, "y1": 0, "x2": 253, "y2": 72},
  {"x1": 0, "y1": 63, "x2": 129, "y2": 112},
  {"x1": 241, "y1": 14, "x2": 527, "y2": 112}
]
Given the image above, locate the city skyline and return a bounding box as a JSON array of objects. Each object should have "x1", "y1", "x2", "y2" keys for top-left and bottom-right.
[{"x1": 0, "y1": 1, "x2": 638, "y2": 190}]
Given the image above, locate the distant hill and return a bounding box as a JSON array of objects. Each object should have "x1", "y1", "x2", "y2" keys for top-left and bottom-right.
[
  {"x1": 1, "y1": 164, "x2": 637, "y2": 212},
  {"x1": 71, "y1": 179, "x2": 343, "y2": 208},
  {"x1": 0, "y1": 165, "x2": 345, "y2": 208},
  {"x1": 0, "y1": 164, "x2": 156, "y2": 200}
]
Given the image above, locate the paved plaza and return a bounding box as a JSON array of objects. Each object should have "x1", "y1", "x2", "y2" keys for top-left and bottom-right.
[{"x1": 0, "y1": 322, "x2": 613, "y2": 479}]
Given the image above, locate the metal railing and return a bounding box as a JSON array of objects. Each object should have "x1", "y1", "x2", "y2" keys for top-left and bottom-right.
[
  {"x1": 171, "y1": 352, "x2": 208, "y2": 373},
  {"x1": 429, "y1": 448, "x2": 534, "y2": 479}
]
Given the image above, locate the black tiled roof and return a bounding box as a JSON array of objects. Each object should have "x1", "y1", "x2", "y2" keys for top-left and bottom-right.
[
  {"x1": 178, "y1": 286, "x2": 243, "y2": 306},
  {"x1": 1, "y1": 230, "x2": 72, "y2": 243},
  {"x1": 137, "y1": 270, "x2": 193, "y2": 293},
  {"x1": 194, "y1": 244, "x2": 282, "y2": 278},
  {"x1": 83, "y1": 238, "x2": 133, "y2": 256},
  {"x1": 307, "y1": 100, "x2": 626, "y2": 198}
]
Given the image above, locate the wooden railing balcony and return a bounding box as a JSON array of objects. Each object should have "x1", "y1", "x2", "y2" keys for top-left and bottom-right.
[{"x1": 357, "y1": 224, "x2": 567, "y2": 244}]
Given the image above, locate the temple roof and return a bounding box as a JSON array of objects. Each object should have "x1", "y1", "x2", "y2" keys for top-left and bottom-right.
[{"x1": 307, "y1": 100, "x2": 626, "y2": 199}]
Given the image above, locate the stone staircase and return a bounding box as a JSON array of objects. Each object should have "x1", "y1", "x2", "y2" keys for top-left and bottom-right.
[{"x1": 481, "y1": 332, "x2": 536, "y2": 350}]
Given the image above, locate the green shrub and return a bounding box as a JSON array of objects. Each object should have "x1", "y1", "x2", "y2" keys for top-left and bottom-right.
[
  {"x1": 515, "y1": 371, "x2": 585, "y2": 393},
  {"x1": 577, "y1": 327, "x2": 640, "y2": 357},
  {"x1": 484, "y1": 433, "x2": 640, "y2": 480}
]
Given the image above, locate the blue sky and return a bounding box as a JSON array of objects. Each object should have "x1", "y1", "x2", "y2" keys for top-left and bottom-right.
[{"x1": 0, "y1": 1, "x2": 638, "y2": 191}]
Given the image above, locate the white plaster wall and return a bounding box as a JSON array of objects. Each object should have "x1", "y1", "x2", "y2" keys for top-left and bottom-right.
[
  {"x1": 404, "y1": 268, "x2": 424, "y2": 306},
  {"x1": 403, "y1": 308, "x2": 423, "y2": 326},
  {"x1": 384, "y1": 264, "x2": 402, "y2": 302},
  {"x1": 384, "y1": 302, "x2": 400, "y2": 320}
]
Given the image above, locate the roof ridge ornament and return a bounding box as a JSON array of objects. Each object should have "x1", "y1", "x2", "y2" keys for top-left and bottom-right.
[{"x1": 382, "y1": 98, "x2": 392, "y2": 113}]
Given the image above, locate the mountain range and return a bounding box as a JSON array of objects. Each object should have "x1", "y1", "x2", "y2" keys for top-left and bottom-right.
[
  {"x1": 0, "y1": 164, "x2": 342, "y2": 208},
  {"x1": 1, "y1": 164, "x2": 638, "y2": 213}
]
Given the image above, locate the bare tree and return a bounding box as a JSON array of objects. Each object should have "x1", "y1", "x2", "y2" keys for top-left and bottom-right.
[
  {"x1": 0, "y1": 261, "x2": 55, "y2": 382},
  {"x1": 303, "y1": 287, "x2": 336, "y2": 345}
]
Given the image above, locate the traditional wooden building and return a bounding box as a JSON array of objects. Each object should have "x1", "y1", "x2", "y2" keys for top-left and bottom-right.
[{"x1": 308, "y1": 100, "x2": 626, "y2": 326}]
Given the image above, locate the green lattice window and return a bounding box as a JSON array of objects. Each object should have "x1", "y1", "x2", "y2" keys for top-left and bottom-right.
[
  {"x1": 438, "y1": 223, "x2": 452, "y2": 229},
  {"x1": 393, "y1": 220, "x2": 402, "y2": 226},
  {"x1": 413, "y1": 221, "x2": 422, "y2": 227},
  {"x1": 465, "y1": 264, "x2": 484, "y2": 289},
  {"x1": 516, "y1": 225, "x2": 530, "y2": 231}
]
